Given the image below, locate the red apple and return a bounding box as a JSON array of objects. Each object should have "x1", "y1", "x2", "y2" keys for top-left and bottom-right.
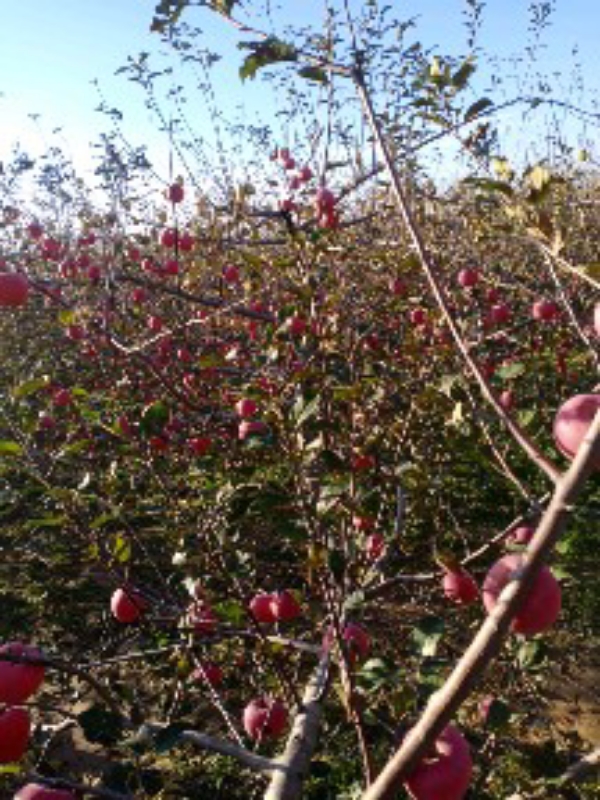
[
  {"x1": 499, "y1": 390, "x2": 514, "y2": 411},
  {"x1": 235, "y1": 398, "x2": 257, "y2": 419},
  {"x1": 365, "y1": 533, "x2": 386, "y2": 561},
  {"x1": 110, "y1": 588, "x2": 146, "y2": 624},
  {"x1": 489, "y1": 303, "x2": 510, "y2": 325},
  {"x1": 0, "y1": 273, "x2": 29, "y2": 308},
  {"x1": 186, "y1": 602, "x2": 217, "y2": 635},
  {"x1": 594, "y1": 304, "x2": 600, "y2": 338},
  {"x1": 0, "y1": 707, "x2": 30, "y2": 763},
  {"x1": 315, "y1": 187, "x2": 335, "y2": 214},
  {"x1": 482, "y1": 553, "x2": 561, "y2": 635},
  {"x1": 322, "y1": 622, "x2": 370, "y2": 665},
  {"x1": 270, "y1": 590, "x2": 301, "y2": 622},
  {"x1": 532, "y1": 299, "x2": 559, "y2": 321},
  {"x1": 249, "y1": 593, "x2": 277, "y2": 624},
  {"x1": 457, "y1": 268, "x2": 479, "y2": 288},
  {"x1": 0, "y1": 642, "x2": 45, "y2": 704},
  {"x1": 404, "y1": 724, "x2": 472, "y2": 800},
  {"x1": 410, "y1": 308, "x2": 427, "y2": 326},
  {"x1": 243, "y1": 697, "x2": 288, "y2": 740},
  {"x1": 442, "y1": 569, "x2": 479, "y2": 605},
  {"x1": 553, "y1": 394, "x2": 600, "y2": 468},
  {"x1": 505, "y1": 525, "x2": 535, "y2": 546},
  {"x1": 52, "y1": 389, "x2": 72, "y2": 408},
  {"x1": 14, "y1": 783, "x2": 75, "y2": 799},
  {"x1": 188, "y1": 437, "x2": 211, "y2": 456},
  {"x1": 190, "y1": 662, "x2": 223, "y2": 687},
  {"x1": 168, "y1": 183, "x2": 184, "y2": 203}
]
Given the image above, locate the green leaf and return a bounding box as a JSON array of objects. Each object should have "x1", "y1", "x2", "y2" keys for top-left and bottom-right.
[
  {"x1": 214, "y1": 599, "x2": 244, "y2": 625},
  {"x1": 238, "y1": 37, "x2": 298, "y2": 81},
  {"x1": 12, "y1": 375, "x2": 50, "y2": 399},
  {"x1": 516, "y1": 639, "x2": 547, "y2": 669},
  {"x1": 140, "y1": 401, "x2": 169, "y2": 437},
  {"x1": 0, "y1": 441, "x2": 23, "y2": 457},
  {"x1": 496, "y1": 362, "x2": 526, "y2": 380},
  {"x1": 464, "y1": 97, "x2": 493, "y2": 121},
  {"x1": 78, "y1": 706, "x2": 124, "y2": 746},
  {"x1": 412, "y1": 616, "x2": 445, "y2": 657},
  {"x1": 452, "y1": 57, "x2": 476, "y2": 90},
  {"x1": 297, "y1": 66, "x2": 328, "y2": 83},
  {"x1": 111, "y1": 533, "x2": 132, "y2": 564},
  {"x1": 484, "y1": 697, "x2": 512, "y2": 729},
  {"x1": 293, "y1": 394, "x2": 321, "y2": 427}
]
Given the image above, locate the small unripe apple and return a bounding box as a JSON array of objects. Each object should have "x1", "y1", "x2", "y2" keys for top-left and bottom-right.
[
  {"x1": 14, "y1": 783, "x2": 75, "y2": 799},
  {"x1": 243, "y1": 697, "x2": 288, "y2": 740},
  {"x1": 0, "y1": 642, "x2": 45, "y2": 704},
  {"x1": 0, "y1": 273, "x2": 29, "y2": 307},
  {"x1": 442, "y1": 569, "x2": 479, "y2": 605},
  {"x1": 0, "y1": 707, "x2": 30, "y2": 763},
  {"x1": 270, "y1": 590, "x2": 301, "y2": 622},
  {"x1": 404, "y1": 724, "x2": 472, "y2": 800},
  {"x1": 482, "y1": 553, "x2": 561, "y2": 635},
  {"x1": 553, "y1": 394, "x2": 600, "y2": 469},
  {"x1": 250, "y1": 593, "x2": 277, "y2": 623},
  {"x1": 110, "y1": 588, "x2": 146, "y2": 624}
]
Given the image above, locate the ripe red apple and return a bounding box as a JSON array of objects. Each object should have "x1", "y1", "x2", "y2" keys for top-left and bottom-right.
[
  {"x1": 186, "y1": 602, "x2": 217, "y2": 635},
  {"x1": 315, "y1": 187, "x2": 335, "y2": 214},
  {"x1": 188, "y1": 436, "x2": 211, "y2": 456},
  {"x1": 489, "y1": 303, "x2": 510, "y2": 325},
  {"x1": 505, "y1": 525, "x2": 535, "y2": 546},
  {"x1": 553, "y1": 394, "x2": 600, "y2": 468},
  {"x1": 223, "y1": 265, "x2": 240, "y2": 284},
  {"x1": 410, "y1": 308, "x2": 427, "y2": 326},
  {"x1": 14, "y1": 783, "x2": 75, "y2": 799},
  {"x1": 179, "y1": 232, "x2": 195, "y2": 251},
  {"x1": 167, "y1": 183, "x2": 185, "y2": 203},
  {"x1": 270, "y1": 590, "x2": 301, "y2": 622},
  {"x1": 0, "y1": 707, "x2": 30, "y2": 763},
  {"x1": 298, "y1": 165, "x2": 313, "y2": 182},
  {"x1": 0, "y1": 642, "x2": 45, "y2": 704},
  {"x1": 365, "y1": 533, "x2": 386, "y2": 561},
  {"x1": 38, "y1": 412, "x2": 56, "y2": 431},
  {"x1": 594, "y1": 304, "x2": 600, "y2": 338},
  {"x1": 322, "y1": 622, "x2": 370, "y2": 665},
  {"x1": 110, "y1": 588, "x2": 146, "y2": 624},
  {"x1": 499, "y1": 389, "x2": 514, "y2": 411},
  {"x1": 52, "y1": 388, "x2": 72, "y2": 408},
  {"x1": 457, "y1": 268, "x2": 479, "y2": 288},
  {"x1": 404, "y1": 724, "x2": 472, "y2": 800},
  {"x1": 532, "y1": 299, "x2": 559, "y2": 321},
  {"x1": 249, "y1": 593, "x2": 277, "y2": 623},
  {"x1": 235, "y1": 398, "x2": 257, "y2": 419},
  {"x1": 482, "y1": 553, "x2": 561, "y2": 635},
  {"x1": 288, "y1": 315, "x2": 307, "y2": 336},
  {"x1": 442, "y1": 569, "x2": 479, "y2": 605},
  {"x1": 190, "y1": 662, "x2": 223, "y2": 687},
  {"x1": 243, "y1": 697, "x2": 288, "y2": 740},
  {"x1": 0, "y1": 273, "x2": 29, "y2": 307}
]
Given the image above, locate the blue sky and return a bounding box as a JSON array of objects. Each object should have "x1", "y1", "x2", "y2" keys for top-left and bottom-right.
[{"x1": 1, "y1": 0, "x2": 598, "y2": 195}]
